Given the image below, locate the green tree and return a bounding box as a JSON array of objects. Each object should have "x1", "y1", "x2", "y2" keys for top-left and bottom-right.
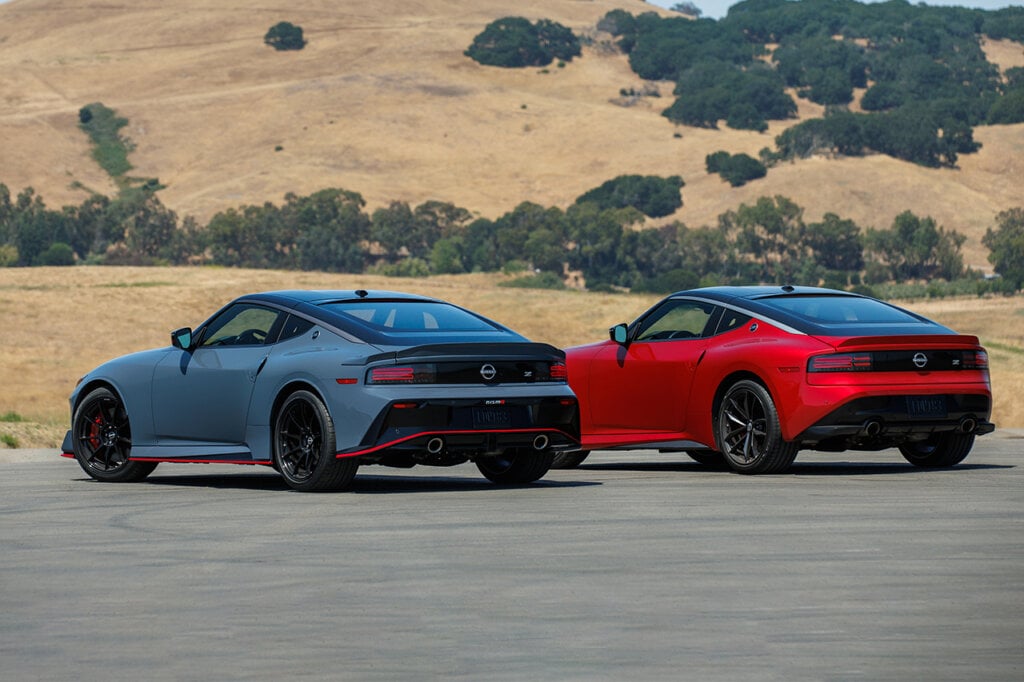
[
  {"x1": 706, "y1": 151, "x2": 767, "y2": 186},
  {"x1": 264, "y1": 22, "x2": 306, "y2": 51},
  {"x1": 805, "y1": 213, "x2": 864, "y2": 272},
  {"x1": 576, "y1": 175, "x2": 684, "y2": 218},
  {"x1": 429, "y1": 238, "x2": 465, "y2": 274},
  {"x1": 288, "y1": 189, "x2": 370, "y2": 272},
  {"x1": 982, "y1": 208, "x2": 1024, "y2": 291},
  {"x1": 465, "y1": 17, "x2": 579, "y2": 68},
  {"x1": 720, "y1": 196, "x2": 806, "y2": 283},
  {"x1": 865, "y1": 211, "x2": 965, "y2": 281}
]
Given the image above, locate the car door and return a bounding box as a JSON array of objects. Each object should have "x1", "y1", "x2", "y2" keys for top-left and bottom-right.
[
  {"x1": 151, "y1": 303, "x2": 284, "y2": 444},
  {"x1": 588, "y1": 299, "x2": 719, "y2": 433}
]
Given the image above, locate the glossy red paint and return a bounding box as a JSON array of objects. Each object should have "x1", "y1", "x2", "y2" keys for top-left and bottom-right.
[{"x1": 567, "y1": 318, "x2": 991, "y2": 451}]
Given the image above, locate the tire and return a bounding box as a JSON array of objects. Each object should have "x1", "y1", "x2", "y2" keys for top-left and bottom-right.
[
  {"x1": 899, "y1": 433, "x2": 974, "y2": 468},
  {"x1": 686, "y1": 450, "x2": 727, "y2": 469},
  {"x1": 550, "y1": 450, "x2": 590, "y2": 469},
  {"x1": 273, "y1": 390, "x2": 358, "y2": 492},
  {"x1": 71, "y1": 387, "x2": 157, "y2": 482},
  {"x1": 716, "y1": 380, "x2": 798, "y2": 475},
  {"x1": 476, "y1": 450, "x2": 554, "y2": 485}
]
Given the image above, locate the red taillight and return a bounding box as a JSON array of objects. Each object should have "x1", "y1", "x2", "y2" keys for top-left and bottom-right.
[
  {"x1": 962, "y1": 351, "x2": 988, "y2": 370},
  {"x1": 549, "y1": 362, "x2": 568, "y2": 381},
  {"x1": 808, "y1": 353, "x2": 873, "y2": 372},
  {"x1": 367, "y1": 364, "x2": 436, "y2": 384},
  {"x1": 371, "y1": 367, "x2": 415, "y2": 383}
]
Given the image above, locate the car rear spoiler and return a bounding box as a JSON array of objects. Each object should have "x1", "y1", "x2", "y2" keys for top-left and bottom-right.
[
  {"x1": 834, "y1": 334, "x2": 982, "y2": 349},
  {"x1": 357, "y1": 342, "x2": 566, "y2": 366}
]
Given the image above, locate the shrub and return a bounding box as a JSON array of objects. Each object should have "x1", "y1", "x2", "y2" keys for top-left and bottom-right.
[
  {"x1": 264, "y1": 22, "x2": 306, "y2": 51},
  {"x1": 0, "y1": 244, "x2": 17, "y2": 267},
  {"x1": 705, "y1": 151, "x2": 767, "y2": 186},
  {"x1": 576, "y1": 175, "x2": 684, "y2": 217},
  {"x1": 35, "y1": 242, "x2": 75, "y2": 266},
  {"x1": 465, "y1": 17, "x2": 580, "y2": 68},
  {"x1": 78, "y1": 102, "x2": 132, "y2": 178},
  {"x1": 498, "y1": 271, "x2": 566, "y2": 289}
]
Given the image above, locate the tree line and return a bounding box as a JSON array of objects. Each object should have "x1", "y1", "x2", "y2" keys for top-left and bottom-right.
[{"x1": 2, "y1": 181, "x2": 1022, "y2": 295}]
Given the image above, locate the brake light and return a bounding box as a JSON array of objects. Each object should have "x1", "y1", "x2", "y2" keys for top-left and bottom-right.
[
  {"x1": 368, "y1": 364, "x2": 436, "y2": 384},
  {"x1": 549, "y1": 362, "x2": 568, "y2": 381},
  {"x1": 961, "y1": 351, "x2": 988, "y2": 370},
  {"x1": 808, "y1": 353, "x2": 873, "y2": 372}
]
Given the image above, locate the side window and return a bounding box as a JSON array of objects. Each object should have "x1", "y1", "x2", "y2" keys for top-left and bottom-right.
[
  {"x1": 714, "y1": 308, "x2": 752, "y2": 336},
  {"x1": 635, "y1": 300, "x2": 716, "y2": 342},
  {"x1": 199, "y1": 304, "x2": 282, "y2": 347},
  {"x1": 277, "y1": 314, "x2": 315, "y2": 343}
]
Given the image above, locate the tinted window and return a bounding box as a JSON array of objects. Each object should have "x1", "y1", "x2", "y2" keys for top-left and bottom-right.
[
  {"x1": 278, "y1": 314, "x2": 314, "y2": 342},
  {"x1": 715, "y1": 308, "x2": 752, "y2": 335},
  {"x1": 321, "y1": 301, "x2": 499, "y2": 333},
  {"x1": 758, "y1": 295, "x2": 920, "y2": 324},
  {"x1": 200, "y1": 304, "x2": 282, "y2": 347},
  {"x1": 635, "y1": 300, "x2": 715, "y2": 341}
]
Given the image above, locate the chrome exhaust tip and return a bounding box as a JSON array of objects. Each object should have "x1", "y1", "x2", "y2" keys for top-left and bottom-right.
[
  {"x1": 862, "y1": 420, "x2": 882, "y2": 438},
  {"x1": 532, "y1": 434, "x2": 550, "y2": 451},
  {"x1": 426, "y1": 437, "x2": 445, "y2": 455},
  {"x1": 959, "y1": 417, "x2": 977, "y2": 434}
]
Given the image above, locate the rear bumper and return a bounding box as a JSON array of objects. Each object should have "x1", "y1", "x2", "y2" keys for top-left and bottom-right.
[
  {"x1": 796, "y1": 393, "x2": 994, "y2": 450},
  {"x1": 340, "y1": 395, "x2": 580, "y2": 462}
]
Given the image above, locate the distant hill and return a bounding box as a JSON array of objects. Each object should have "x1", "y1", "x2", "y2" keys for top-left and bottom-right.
[{"x1": 1, "y1": 0, "x2": 1022, "y2": 269}]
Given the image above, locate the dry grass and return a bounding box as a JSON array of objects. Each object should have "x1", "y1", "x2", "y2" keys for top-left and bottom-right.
[
  {"x1": 1, "y1": 266, "x2": 1019, "y2": 448},
  {"x1": 0, "y1": 0, "x2": 1022, "y2": 272}
]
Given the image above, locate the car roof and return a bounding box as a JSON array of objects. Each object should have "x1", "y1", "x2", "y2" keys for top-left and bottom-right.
[
  {"x1": 239, "y1": 290, "x2": 438, "y2": 307},
  {"x1": 230, "y1": 290, "x2": 525, "y2": 346},
  {"x1": 673, "y1": 285, "x2": 850, "y2": 303},
  {"x1": 662, "y1": 285, "x2": 952, "y2": 336}
]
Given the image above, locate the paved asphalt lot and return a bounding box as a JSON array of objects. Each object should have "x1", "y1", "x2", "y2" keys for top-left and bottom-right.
[{"x1": 2, "y1": 433, "x2": 1022, "y2": 681}]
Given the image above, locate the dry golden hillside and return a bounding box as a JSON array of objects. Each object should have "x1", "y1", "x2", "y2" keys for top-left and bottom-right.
[{"x1": 0, "y1": 0, "x2": 1022, "y2": 270}]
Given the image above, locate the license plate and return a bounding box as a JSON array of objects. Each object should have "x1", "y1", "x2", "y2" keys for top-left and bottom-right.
[
  {"x1": 906, "y1": 396, "x2": 947, "y2": 418},
  {"x1": 472, "y1": 407, "x2": 512, "y2": 429}
]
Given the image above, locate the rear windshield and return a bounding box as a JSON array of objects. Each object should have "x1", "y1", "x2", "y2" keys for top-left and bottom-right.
[
  {"x1": 320, "y1": 301, "x2": 500, "y2": 333},
  {"x1": 757, "y1": 295, "x2": 921, "y2": 324}
]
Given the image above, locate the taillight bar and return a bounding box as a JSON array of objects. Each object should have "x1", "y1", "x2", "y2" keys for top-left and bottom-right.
[
  {"x1": 808, "y1": 353, "x2": 873, "y2": 372},
  {"x1": 808, "y1": 349, "x2": 990, "y2": 373},
  {"x1": 367, "y1": 365, "x2": 436, "y2": 384},
  {"x1": 961, "y1": 351, "x2": 988, "y2": 370}
]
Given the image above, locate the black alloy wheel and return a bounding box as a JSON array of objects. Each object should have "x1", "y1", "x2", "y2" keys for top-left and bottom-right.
[
  {"x1": 72, "y1": 387, "x2": 157, "y2": 482},
  {"x1": 716, "y1": 380, "x2": 798, "y2": 475},
  {"x1": 476, "y1": 449, "x2": 554, "y2": 484},
  {"x1": 274, "y1": 390, "x2": 357, "y2": 492},
  {"x1": 899, "y1": 432, "x2": 974, "y2": 467},
  {"x1": 550, "y1": 450, "x2": 590, "y2": 469}
]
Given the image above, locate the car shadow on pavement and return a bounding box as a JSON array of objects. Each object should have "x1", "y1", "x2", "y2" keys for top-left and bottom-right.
[
  {"x1": 576, "y1": 460, "x2": 1013, "y2": 476},
  {"x1": 131, "y1": 471, "x2": 600, "y2": 493}
]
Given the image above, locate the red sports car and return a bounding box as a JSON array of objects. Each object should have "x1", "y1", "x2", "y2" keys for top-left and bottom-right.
[{"x1": 558, "y1": 286, "x2": 994, "y2": 474}]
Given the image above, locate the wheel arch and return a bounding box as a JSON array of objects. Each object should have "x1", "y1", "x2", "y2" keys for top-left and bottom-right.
[
  {"x1": 710, "y1": 370, "x2": 769, "y2": 449},
  {"x1": 72, "y1": 379, "x2": 121, "y2": 415},
  {"x1": 270, "y1": 380, "x2": 329, "y2": 425}
]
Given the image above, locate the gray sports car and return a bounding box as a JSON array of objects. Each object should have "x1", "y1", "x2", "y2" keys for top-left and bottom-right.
[{"x1": 62, "y1": 290, "x2": 580, "y2": 491}]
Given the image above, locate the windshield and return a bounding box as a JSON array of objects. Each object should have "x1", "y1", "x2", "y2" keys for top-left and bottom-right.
[{"x1": 320, "y1": 301, "x2": 500, "y2": 333}]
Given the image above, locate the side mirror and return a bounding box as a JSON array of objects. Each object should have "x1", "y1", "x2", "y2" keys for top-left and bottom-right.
[
  {"x1": 171, "y1": 327, "x2": 193, "y2": 350},
  {"x1": 609, "y1": 323, "x2": 629, "y2": 345}
]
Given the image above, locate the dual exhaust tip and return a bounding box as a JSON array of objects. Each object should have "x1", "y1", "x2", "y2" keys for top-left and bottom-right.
[
  {"x1": 859, "y1": 416, "x2": 978, "y2": 438},
  {"x1": 424, "y1": 434, "x2": 550, "y2": 455}
]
